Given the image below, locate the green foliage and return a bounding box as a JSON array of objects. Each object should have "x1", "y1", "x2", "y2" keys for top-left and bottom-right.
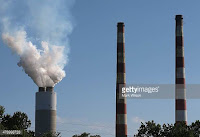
[
  {"x1": 134, "y1": 120, "x2": 162, "y2": 137},
  {"x1": 12, "y1": 111, "x2": 31, "y2": 129},
  {"x1": 0, "y1": 105, "x2": 5, "y2": 118},
  {"x1": 41, "y1": 131, "x2": 61, "y2": 137},
  {"x1": 72, "y1": 132, "x2": 101, "y2": 137},
  {"x1": 1, "y1": 112, "x2": 31, "y2": 130},
  {"x1": 0, "y1": 105, "x2": 63, "y2": 137},
  {"x1": 0, "y1": 105, "x2": 33, "y2": 136},
  {"x1": 21, "y1": 130, "x2": 35, "y2": 137},
  {"x1": 0, "y1": 106, "x2": 5, "y2": 130},
  {"x1": 134, "y1": 120, "x2": 200, "y2": 137},
  {"x1": 1, "y1": 114, "x2": 12, "y2": 129}
]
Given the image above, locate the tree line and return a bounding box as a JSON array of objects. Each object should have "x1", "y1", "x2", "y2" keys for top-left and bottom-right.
[
  {"x1": 0, "y1": 105, "x2": 100, "y2": 137},
  {"x1": 2, "y1": 105, "x2": 200, "y2": 137}
]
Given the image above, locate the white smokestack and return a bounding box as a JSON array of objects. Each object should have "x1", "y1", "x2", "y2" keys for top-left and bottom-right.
[{"x1": 36, "y1": 87, "x2": 57, "y2": 136}]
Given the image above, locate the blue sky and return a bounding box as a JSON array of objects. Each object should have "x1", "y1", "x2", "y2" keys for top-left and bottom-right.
[{"x1": 1, "y1": 0, "x2": 200, "y2": 136}]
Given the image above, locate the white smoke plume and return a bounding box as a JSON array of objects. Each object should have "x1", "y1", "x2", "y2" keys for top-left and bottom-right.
[{"x1": 0, "y1": 0, "x2": 74, "y2": 87}]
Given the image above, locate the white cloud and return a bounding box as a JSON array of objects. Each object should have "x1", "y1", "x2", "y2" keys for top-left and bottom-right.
[
  {"x1": 56, "y1": 116, "x2": 83, "y2": 125},
  {"x1": 132, "y1": 116, "x2": 145, "y2": 124}
]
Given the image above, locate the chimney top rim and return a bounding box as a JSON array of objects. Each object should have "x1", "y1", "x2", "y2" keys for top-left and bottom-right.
[
  {"x1": 117, "y1": 22, "x2": 125, "y2": 26},
  {"x1": 175, "y1": 15, "x2": 183, "y2": 20}
]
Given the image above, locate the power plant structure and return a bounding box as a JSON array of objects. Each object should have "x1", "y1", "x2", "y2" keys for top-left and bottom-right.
[
  {"x1": 35, "y1": 87, "x2": 57, "y2": 137},
  {"x1": 29, "y1": 15, "x2": 186, "y2": 137},
  {"x1": 116, "y1": 22, "x2": 127, "y2": 137},
  {"x1": 114, "y1": 15, "x2": 187, "y2": 136},
  {"x1": 175, "y1": 15, "x2": 187, "y2": 124}
]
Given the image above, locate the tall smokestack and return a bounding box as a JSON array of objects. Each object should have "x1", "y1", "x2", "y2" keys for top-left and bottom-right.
[
  {"x1": 35, "y1": 87, "x2": 57, "y2": 136},
  {"x1": 116, "y1": 22, "x2": 127, "y2": 137},
  {"x1": 175, "y1": 15, "x2": 187, "y2": 124}
]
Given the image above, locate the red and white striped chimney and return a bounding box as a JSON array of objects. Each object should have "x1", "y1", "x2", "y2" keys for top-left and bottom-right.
[
  {"x1": 116, "y1": 22, "x2": 127, "y2": 137},
  {"x1": 175, "y1": 15, "x2": 187, "y2": 124}
]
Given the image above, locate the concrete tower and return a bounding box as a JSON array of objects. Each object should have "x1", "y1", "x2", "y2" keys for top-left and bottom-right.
[
  {"x1": 35, "y1": 87, "x2": 57, "y2": 136},
  {"x1": 116, "y1": 22, "x2": 127, "y2": 137},
  {"x1": 175, "y1": 15, "x2": 187, "y2": 124}
]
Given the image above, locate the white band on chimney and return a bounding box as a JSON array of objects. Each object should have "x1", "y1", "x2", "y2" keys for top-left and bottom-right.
[
  {"x1": 176, "y1": 110, "x2": 187, "y2": 121},
  {"x1": 116, "y1": 114, "x2": 127, "y2": 124},
  {"x1": 176, "y1": 89, "x2": 186, "y2": 99},
  {"x1": 176, "y1": 26, "x2": 183, "y2": 36},
  {"x1": 36, "y1": 92, "x2": 57, "y2": 110},
  {"x1": 176, "y1": 68, "x2": 185, "y2": 78},
  {"x1": 176, "y1": 47, "x2": 184, "y2": 57},
  {"x1": 117, "y1": 73, "x2": 126, "y2": 83},
  {"x1": 117, "y1": 32, "x2": 125, "y2": 43}
]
